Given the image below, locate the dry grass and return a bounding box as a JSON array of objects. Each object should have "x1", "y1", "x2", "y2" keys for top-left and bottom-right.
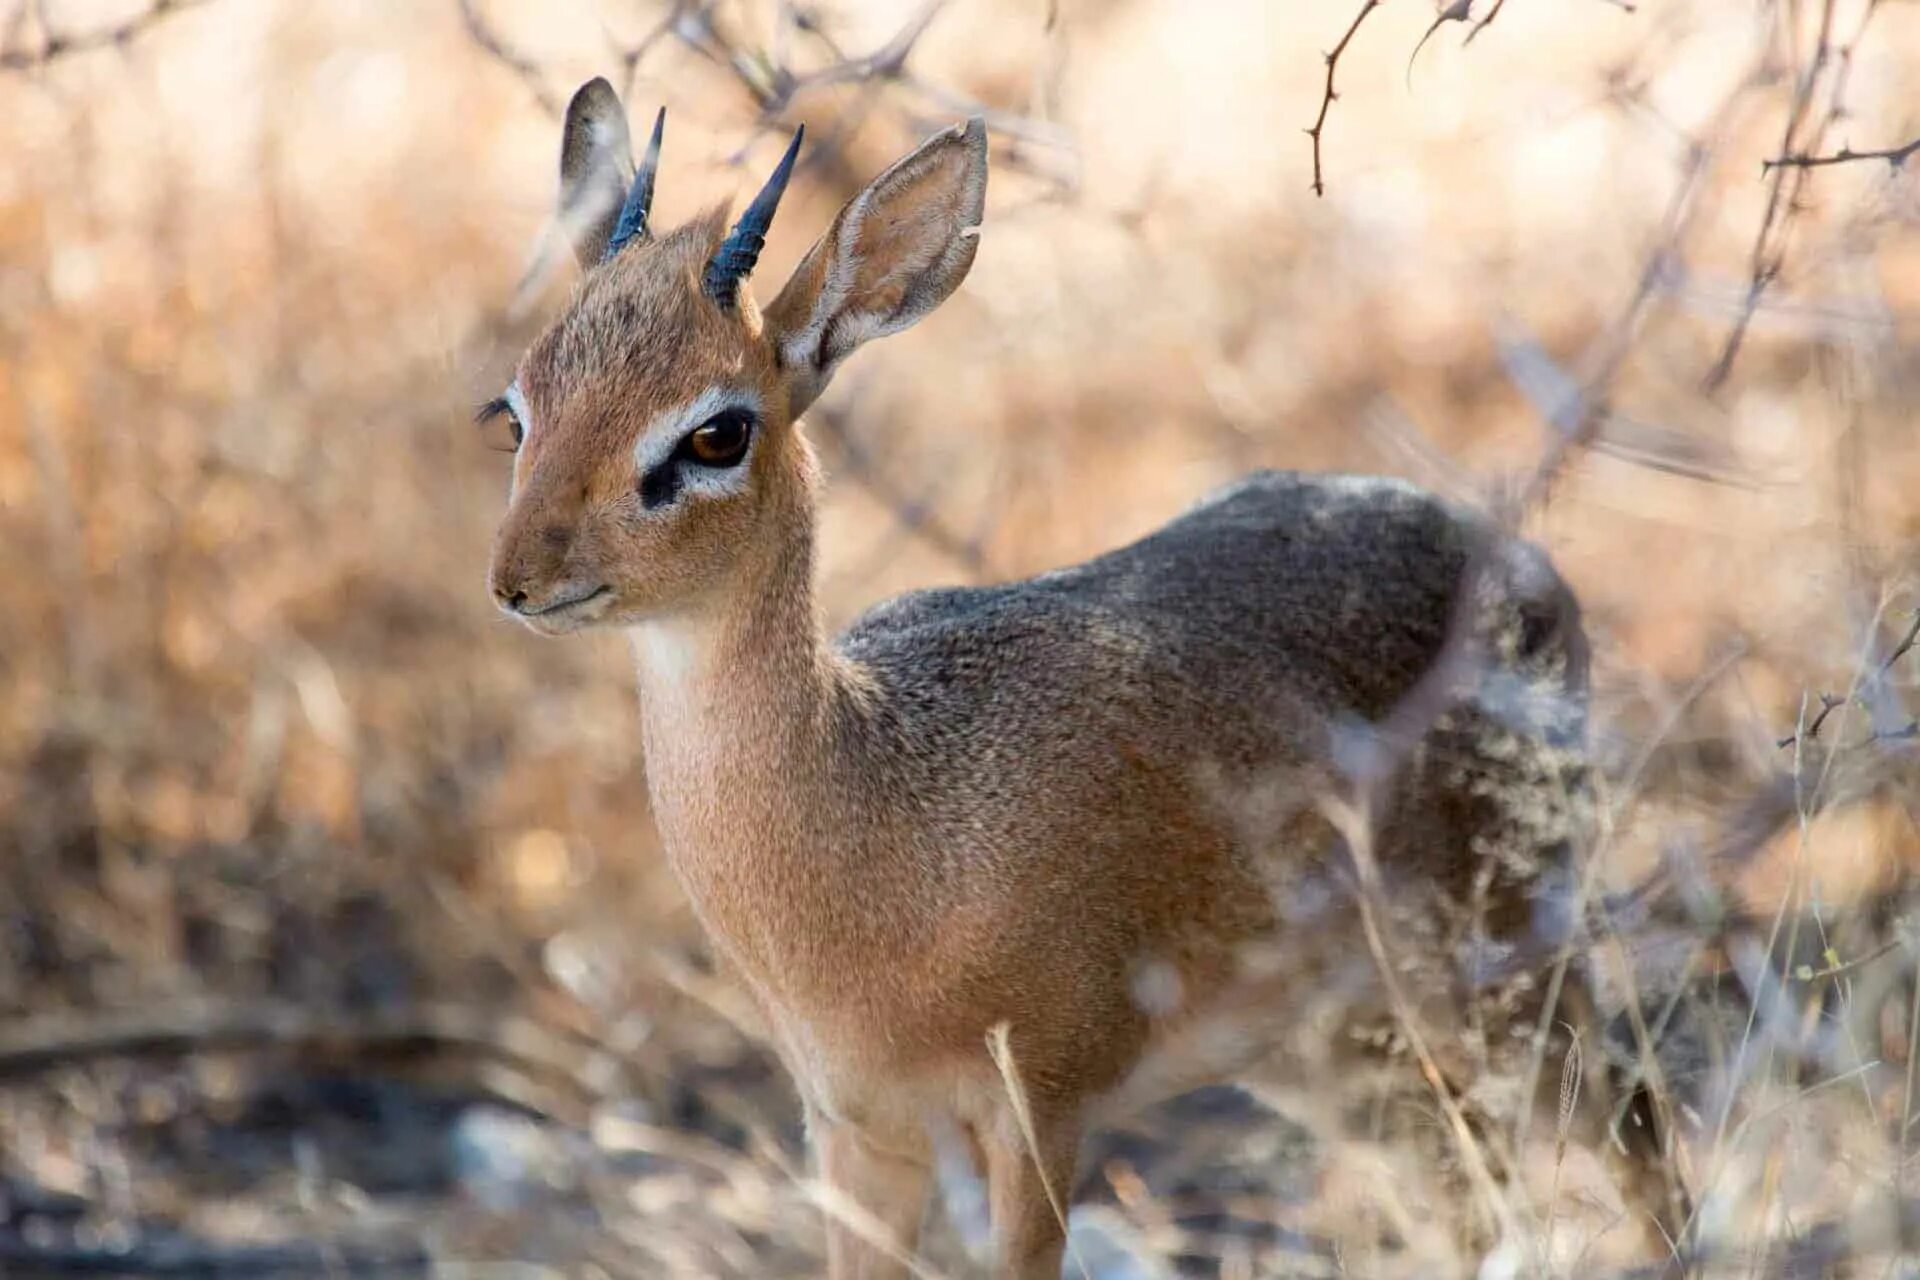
[{"x1": 1, "y1": 0, "x2": 1917, "y2": 1275}]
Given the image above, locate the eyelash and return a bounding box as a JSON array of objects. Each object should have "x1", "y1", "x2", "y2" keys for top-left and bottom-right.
[{"x1": 475, "y1": 396, "x2": 523, "y2": 450}]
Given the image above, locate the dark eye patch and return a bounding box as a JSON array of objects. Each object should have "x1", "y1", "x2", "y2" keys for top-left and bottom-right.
[
  {"x1": 635, "y1": 406, "x2": 757, "y2": 510},
  {"x1": 638, "y1": 461, "x2": 682, "y2": 510}
]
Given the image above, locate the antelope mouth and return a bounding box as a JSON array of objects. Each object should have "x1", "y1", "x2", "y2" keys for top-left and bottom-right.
[
  {"x1": 515, "y1": 585, "x2": 613, "y2": 631},
  {"x1": 524, "y1": 585, "x2": 610, "y2": 616}
]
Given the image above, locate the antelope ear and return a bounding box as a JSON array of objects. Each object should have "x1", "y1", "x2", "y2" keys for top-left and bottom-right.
[
  {"x1": 764, "y1": 118, "x2": 987, "y2": 414},
  {"x1": 557, "y1": 77, "x2": 635, "y2": 268}
]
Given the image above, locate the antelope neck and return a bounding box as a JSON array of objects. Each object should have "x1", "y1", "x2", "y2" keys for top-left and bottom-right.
[{"x1": 626, "y1": 504, "x2": 845, "y2": 788}]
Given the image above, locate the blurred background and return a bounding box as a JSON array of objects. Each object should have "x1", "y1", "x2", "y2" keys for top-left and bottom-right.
[{"x1": 0, "y1": 0, "x2": 1916, "y2": 1274}]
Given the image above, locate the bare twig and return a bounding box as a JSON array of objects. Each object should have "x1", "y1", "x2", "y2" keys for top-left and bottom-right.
[
  {"x1": 0, "y1": 1233, "x2": 430, "y2": 1277},
  {"x1": 1877, "y1": 608, "x2": 1920, "y2": 675},
  {"x1": 1777, "y1": 608, "x2": 1919, "y2": 749},
  {"x1": 1463, "y1": 0, "x2": 1511, "y2": 44},
  {"x1": 648, "y1": 0, "x2": 947, "y2": 120},
  {"x1": 788, "y1": 0, "x2": 947, "y2": 96},
  {"x1": 574, "y1": 0, "x2": 1069, "y2": 184},
  {"x1": 0, "y1": 0, "x2": 211, "y2": 71},
  {"x1": 613, "y1": 0, "x2": 695, "y2": 100},
  {"x1": 1849, "y1": 718, "x2": 1918, "y2": 748},
  {"x1": 1761, "y1": 135, "x2": 1920, "y2": 173},
  {"x1": 455, "y1": 0, "x2": 561, "y2": 115},
  {"x1": 810, "y1": 402, "x2": 988, "y2": 577},
  {"x1": 1776, "y1": 691, "x2": 1846, "y2": 749},
  {"x1": 1493, "y1": 127, "x2": 1718, "y2": 517},
  {"x1": 1407, "y1": 0, "x2": 1471, "y2": 83},
  {"x1": 0, "y1": 999, "x2": 625, "y2": 1120},
  {"x1": 1792, "y1": 935, "x2": 1903, "y2": 984},
  {"x1": 1705, "y1": 0, "x2": 1881, "y2": 391},
  {"x1": 1464, "y1": 0, "x2": 1636, "y2": 46},
  {"x1": 1305, "y1": 0, "x2": 1383, "y2": 198}
]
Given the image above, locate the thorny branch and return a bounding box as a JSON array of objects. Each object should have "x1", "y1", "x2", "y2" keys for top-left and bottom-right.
[
  {"x1": 0, "y1": 1233, "x2": 430, "y2": 1277},
  {"x1": 461, "y1": 0, "x2": 1069, "y2": 184},
  {"x1": 1332, "y1": 79, "x2": 1745, "y2": 1228},
  {"x1": 680, "y1": 0, "x2": 1069, "y2": 177},
  {"x1": 614, "y1": 0, "x2": 694, "y2": 100},
  {"x1": 1332, "y1": 0, "x2": 1642, "y2": 187},
  {"x1": 1704, "y1": 0, "x2": 1880, "y2": 391},
  {"x1": 1777, "y1": 692, "x2": 1846, "y2": 749},
  {"x1": 810, "y1": 402, "x2": 989, "y2": 577},
  {"x1": 455, "y1": 0, "x2": 562, "y2": 114},
  {"x1": 0, "y1": 0, "x2": 210, "y2": 71},
  {"x1": 1468, "y1": 0, "x2": 1635, "y2": 46},
  {"x1": 0, "y1": 998, "x2": 635, "y2": 1122},
  {"x1": 1464, "y1": 0, "x2": 1511, "y2": 43},
  {"x1": 1777, "y1": 609, "x2": 1920, "y2": 752},
  {"x1": 1762, "y1": 135, "x2": 1920, "y2": 173},
  {"x1": 762, "y1": 0, "x2": 949, "y2": 109},
  {"x1": 1311, "y1": 0, "x2": 1900, "y2": 392},
  {"x1": 1407, "y1": 0, "x2": 1473, "y2": 81},
  {"x1": 1305, "y1": 0, "x2": 1383, "y2": 198},
  {"x1": 477, "y1": 0, "x2": 1066, "y2": 560}
]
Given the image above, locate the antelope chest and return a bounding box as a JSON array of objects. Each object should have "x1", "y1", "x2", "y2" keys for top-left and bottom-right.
[
  {"x1": 639, "y1": 711, "x2": 962, "y2": 1104},
  {"x1": 673, "y1": 857, "x2": 952, "y2": 1125},
  {"x1": 657, "y1": 819, "x2": 912, "y2": 1013}
]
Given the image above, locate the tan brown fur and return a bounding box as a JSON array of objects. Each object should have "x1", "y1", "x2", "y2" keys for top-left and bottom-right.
[{"x1": 484, "y1": 79, "x2": 1663, "y2": 1278}]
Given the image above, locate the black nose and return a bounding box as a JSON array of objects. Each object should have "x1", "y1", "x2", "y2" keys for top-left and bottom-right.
[{"x1": 494, "y1": 585, "x2": 528, "y2": 612}]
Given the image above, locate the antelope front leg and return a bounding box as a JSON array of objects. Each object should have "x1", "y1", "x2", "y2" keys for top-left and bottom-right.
[
  {"x1": 982, "y1": 1107, "x2": 1081, "y2": 1280},
  {"x1": 810, "y1": 1110, "x2": 932, "y2": 1280}
]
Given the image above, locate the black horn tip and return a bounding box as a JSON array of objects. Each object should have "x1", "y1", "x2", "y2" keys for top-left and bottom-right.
[
  {"x1": 771, "y1": 123, "x2": 804, "y2": 182},
  {"x1": 603, "y1": 105, "x2": 667, "y2": 263},
  {"x1": 703, "y1": 124, "x2": 807, "y2": 309}
]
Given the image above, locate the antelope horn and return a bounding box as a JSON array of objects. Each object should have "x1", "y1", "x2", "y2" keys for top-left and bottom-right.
[
  {"x1": 603, "y1": 106, "x2": 666, "y2": 261},
  {"x1": 703, "y1": 125, "x2": 804, "y2": 309}
]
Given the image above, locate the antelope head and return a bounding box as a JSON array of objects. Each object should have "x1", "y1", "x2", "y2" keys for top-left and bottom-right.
[{"x1": 485, "y1": 78, "x2": 988, "y2": 634}]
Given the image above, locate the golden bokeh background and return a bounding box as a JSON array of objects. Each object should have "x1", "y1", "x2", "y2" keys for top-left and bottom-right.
[{"x1": 1, "y1": 0, "x2": 1916, "y2": 1272}]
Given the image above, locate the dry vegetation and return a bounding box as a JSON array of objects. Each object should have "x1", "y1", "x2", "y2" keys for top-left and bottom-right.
[{"x1": 0, "y1": 0, "x2": 1916, "y2": 1275}]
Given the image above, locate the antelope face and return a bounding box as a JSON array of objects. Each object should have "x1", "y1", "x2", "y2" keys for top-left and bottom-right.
[
  {"x1": 486, "y1": 216, "x2": 795, "y2": 634},
  {"x1": 484, "y1": 77, "x2": 986, "y2": 635}
]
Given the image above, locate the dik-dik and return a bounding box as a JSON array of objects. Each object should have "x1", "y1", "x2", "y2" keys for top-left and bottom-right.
[{"x1": 485, "y1": 79, "x2": 1643, "y2": 1276}]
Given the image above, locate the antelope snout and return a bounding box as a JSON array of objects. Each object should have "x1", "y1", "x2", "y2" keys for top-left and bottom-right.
[
  {"x1": 495, "y1": 581, "x2": 611, "y2": 618},
  {"x1": 489, "y1": 571, "x2": 612, "y2": 631},
  {"x1": 489, "y1": 520, "x2": 605, "y2": 621}
]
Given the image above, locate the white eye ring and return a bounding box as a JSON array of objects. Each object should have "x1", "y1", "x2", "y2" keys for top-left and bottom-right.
[
  {"x1": 504, "y1": 382, "x2": 533, "y2": 440},
  {"x1": 632, "y1": 386, "x2": 762, "y2": 474}
]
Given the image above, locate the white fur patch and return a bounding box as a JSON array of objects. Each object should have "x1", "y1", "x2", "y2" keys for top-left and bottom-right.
[
  {"x1": 630, "y1": 617, "x2": 705, "y2": 684},
  {"x1": 1315, "y1": 473, "x2": 1425, "y2": 502},
  {"x1": 505, "y1": 381, "x2": 533, "y2": 439}
]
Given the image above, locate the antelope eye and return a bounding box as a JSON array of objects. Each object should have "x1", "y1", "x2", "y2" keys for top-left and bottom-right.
[
  {"x1": 681, "y1": 409, "x2": 754, "y2": 468},
  {"x1": 475, "y1": 394, "x2": 524, "y2": 452}
]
